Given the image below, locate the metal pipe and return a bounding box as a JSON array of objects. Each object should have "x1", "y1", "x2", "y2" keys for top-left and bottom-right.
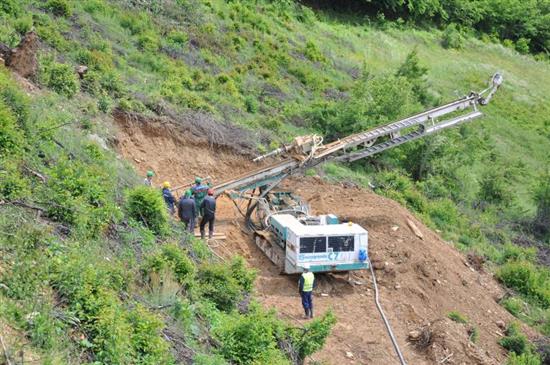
[{"x1": 368, "y1": 257, "x2": 407, "y2": 365}]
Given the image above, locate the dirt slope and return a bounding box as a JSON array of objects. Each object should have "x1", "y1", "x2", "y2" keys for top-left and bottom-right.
[{"x1": 113, "y1": 112, "x2": 531, "y2": 365}]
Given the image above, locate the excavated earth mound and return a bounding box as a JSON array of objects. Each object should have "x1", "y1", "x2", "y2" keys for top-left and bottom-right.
[{"x1": 113, "y1": 112, "x2": 536, "y2": 365}]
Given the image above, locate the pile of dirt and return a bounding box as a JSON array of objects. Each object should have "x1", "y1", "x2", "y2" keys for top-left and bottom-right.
[
  {"x1": 112, "y1": 112, "x2": 538, "y2": 364},
  {"x1": 1, "y1": 31, "x2": 39, "y2": 78}
]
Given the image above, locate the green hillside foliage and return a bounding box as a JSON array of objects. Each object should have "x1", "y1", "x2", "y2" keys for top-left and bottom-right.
[
  {"x1": 0, "y1": 0, "x2": 549, "y2": 360},
  {"x1": 0, "y1": 65, "x2": 335, "y2": 362}
]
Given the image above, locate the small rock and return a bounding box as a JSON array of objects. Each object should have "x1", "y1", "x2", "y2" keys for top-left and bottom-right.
[
  {"x1": 76, "y1": 65, "x2": 88, "y2": 78},
  {"x1": 391, "y1": 225, "x2": 399, "y2": 231},
  {"x1": 320, "y1": 293, "x2": 329, "y2": 297},
  {"x1": 345, "y1": 351, "x2": 354, "y2": 359},
  {"x1": 496, "y1": 320, "x2": 506, "y2": 330},
  {"x1": 408, "y1": 330, "x2": 421, "y2": 340},
  {"x1": 394, "y1": 283, "x2": 401, "y2": 289}
]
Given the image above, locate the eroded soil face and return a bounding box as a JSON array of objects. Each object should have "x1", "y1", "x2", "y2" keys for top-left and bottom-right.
[{"x1": 113, "y1": 112, "x2": 528, "y2": 365}]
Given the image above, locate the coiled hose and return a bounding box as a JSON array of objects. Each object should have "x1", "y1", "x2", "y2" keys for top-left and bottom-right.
[{"x1": 367, "y1": 257, "x2": 407, "y2": 365}]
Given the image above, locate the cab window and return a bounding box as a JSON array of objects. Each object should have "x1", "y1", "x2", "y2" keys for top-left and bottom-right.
[
  {"x1": 300, "y1": 236, "x2": 327, "y2": 253},
  {"x1": 328, "y1": 236, "x2": 354, "y2": 252}
]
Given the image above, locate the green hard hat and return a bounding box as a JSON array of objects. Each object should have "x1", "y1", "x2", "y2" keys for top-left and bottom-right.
[
  {"x1": 195, "y1": 177, "x2": 202, "y2": 184},
  {"x1": 147, "y1": 171, "x2": 154, "y2": 177},
  {"x1": 185, "y1": 189, "x2": 193, "y2": 198}
]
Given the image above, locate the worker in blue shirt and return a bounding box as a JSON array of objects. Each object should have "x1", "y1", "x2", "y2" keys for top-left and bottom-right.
[
  {"x1": 162, "y1": 181, "x2": 175, "y2": 215},
  {"x1": 200, "y1": 189, "x2": 216, "y2": 239},
  {"x1": 178, "y1": 189, "x2": 196, "y2": 232},
  {"x1": 298, "y1": 264, "x2": 316, "y2": 319}
]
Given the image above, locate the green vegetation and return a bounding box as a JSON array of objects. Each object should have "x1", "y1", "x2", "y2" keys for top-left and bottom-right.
[
  {"x1": 500, "y1": 322, "x2": 542, "y2": 364},
  {"x1": 0, "y1": 0, "x2": 549, "y2": 361},
  {"x1": 0, "y1": 63, "x2": 335, "y2": 362},
  {"x1": 448, "y1": 310, "x2": 468, "y2": 324}
]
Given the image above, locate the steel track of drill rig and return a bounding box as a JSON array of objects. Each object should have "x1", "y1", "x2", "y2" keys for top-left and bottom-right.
[{"x1": 211, "y1": 73, "x2": 503, "y2": 273}]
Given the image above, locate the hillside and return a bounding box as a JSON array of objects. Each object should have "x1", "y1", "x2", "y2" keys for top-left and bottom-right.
[
  {"x1": 1, "y1": 0, "x2": 550, "y2": 364},
  {"x1": 113, "y1": 112, "x2": 534, "y2": 364}
]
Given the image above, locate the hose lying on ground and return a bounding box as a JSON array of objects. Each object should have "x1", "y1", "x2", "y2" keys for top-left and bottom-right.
[{"x1": 367, "y1": 257, "x2": 407, "y2": 365}]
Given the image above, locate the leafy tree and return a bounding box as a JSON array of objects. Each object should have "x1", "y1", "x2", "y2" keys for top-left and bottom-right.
[{"x1": 396, "y1": 49, "x2": 431, "y2": 106}]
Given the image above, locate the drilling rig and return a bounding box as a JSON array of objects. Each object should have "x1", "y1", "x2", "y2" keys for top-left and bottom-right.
[{"x1": 211, "y1": 73, "x2": 503, "y2": 274}]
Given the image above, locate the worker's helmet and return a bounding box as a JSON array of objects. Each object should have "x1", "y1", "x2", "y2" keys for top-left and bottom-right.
[
  {"x1": 195, "y1": 177, "x2": 202, "y2": 184},
  {"x1": 147, "y1": 171, "x2": 154, "y2": 177},
  {"x1": 302, "y1": 263, "x2": 310, "y2": 271},
  {"x1": 207, "y1": 189, "x2": 214, "y2": 196},
  {"x1": 163, "y1": 181, "x2": 171, "y2": 188},
  {"x1": 184, "y1": 189, "x2": 192, "y2": 198}
]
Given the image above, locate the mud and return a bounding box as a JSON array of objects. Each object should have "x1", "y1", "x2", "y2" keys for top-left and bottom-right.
[{"x1": 113, "y1": 112, "x2": 538, "y2": 364}]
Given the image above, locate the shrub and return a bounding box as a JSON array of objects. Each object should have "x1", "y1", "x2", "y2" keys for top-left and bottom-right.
[
  {"x1": 0, "y1": 100, "x2": 24, "y2": 157},
  {"x1": 533, "y1": 170, "x2": 550, "y2": 236},
  {"x1": 44, "y1": 0, "x2": 73, "y2": 17},
  {"x1": 289, "y1": 310, "x2": 336, "y2": 361},
  {"x1": 448, "y1": 310, "x2": 468, "y2": 324},
  {"x1": 506, "y1": 352, "x2": 542, "y2": 365},
  {"x1": 230, "y1": 256, "x2": 256, "y2": 293},
  {"x1": 127, "y1": 305, "x2": 173, "y2": 364},
  {"x1": 515, "y1": 38, "x2": 531, "y2": 54},
  {"x1": 197, "y1": 263, "x2": 242, "y2": 312},
  {"x1": 137, "y1": 32, "x2": 160, "y2": 52},
  {"x1": 499, "y1": 322, "x2": 529, "y2": 355},
  {"x1": 14, "y1": 16, "x2": 33, "y2": 35},
  {"x1": 126, "y1": 186, "x2": 169, "y2": 236},
  {"x1": 304, "y1": 40, "x2": 325, "y2": 63},
  {"x1": 442, "y1": 23, "x2": 464, "y2": 49},
  {"x1": 0, "y1": 0, "x2": 21, "y2": 16},
  {"x1": 502, "y1": 297, "x2": 524, "y2": 317},
  {"x1": 496, "y1": 261, "x2": 550, "y2": 308},
  {"x1": 468, "y1": 326, "x2": 479, "y2": 343},
  {"x1": 143, "y1": 243, "x2": 195, "y2": 284},
  {"x1": 213, "y1": 310, "x2": 284, "y2": 364},
  {"x1": 478, "y1": 168, "x2": 514, "y2": 207},
  {"x1": 40, "y1": 60, "x2": 79, "y2": 98}
]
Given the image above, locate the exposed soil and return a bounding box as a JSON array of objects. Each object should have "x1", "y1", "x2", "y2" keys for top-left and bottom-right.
[{"x1": 113, "y1": 112, "x2": 538, "y2": 365}]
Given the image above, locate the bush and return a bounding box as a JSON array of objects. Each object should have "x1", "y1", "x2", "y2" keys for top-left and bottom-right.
[
  {"x1": 506, "y1": 352, "x2": 541, "y2": 365},
  {"x1": 500, "y1": 322, "x2": 529, "y2": 355},
  {"x1": 126, "y1": 186, "x2": 169, "y2": 236},
  {"x1": 478, "y1": 168, "x2": 514, "y2": 207},
  {"x1": 304, "y1": 40, "x2": 325, "y2": 63},
  {"x1": 496, "y1": 261, "x2": 550, "y2": 308},
  {"x1": 230, "y1": 256, "x2": 256, "y2": 293},
  {"x1": 502, "y1": 297, "x2": 524, "y2": 317},
  {"x1": 197, "y1": 263, "x2": 243, "y2": 312},
  {"x1": 442, "y1": 23, "x2": 464, "y2": 49},
  {"x1": 448, "y1": 310, "x2": 468, "y2": 324},
  {"x1": 143, "y1": 243, "x2": 195, "y2": 284},
  {"x1": 289, "y1": 310, "x2": 337, "y2": 361},
  {"x1": 0, "y1": 100, "x2": 24, "y2": 157},
  {"x1": 40, "y1": 59, "x2": 79, "y2": 98},
  {"x1": 44, "y1": 0, "x2": 73, "y2": 17},
  {"x1": 0, "y1": 0, "x2": 21, "y2": 16},
  {"x1": 213, "y1": 310, "x2": 285, "y2": 365}
]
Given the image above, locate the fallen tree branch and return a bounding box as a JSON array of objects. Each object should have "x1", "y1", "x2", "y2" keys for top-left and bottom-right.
[
  {"x1": 0, "y1": 333, "x2": 12, "y2": 365},
  {"x1": 23, "y1": 166, "x2": 47, "y2": 183}
]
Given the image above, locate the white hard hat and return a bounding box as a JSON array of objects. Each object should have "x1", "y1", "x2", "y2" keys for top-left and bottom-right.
[{"x1": 302, "y1": 263, "x2": 310, "y2": 270}]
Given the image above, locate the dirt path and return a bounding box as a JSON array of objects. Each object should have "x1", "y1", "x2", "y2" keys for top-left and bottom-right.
[{"x1": 113, "y1": 112, "x2": 530, "y2": 364}]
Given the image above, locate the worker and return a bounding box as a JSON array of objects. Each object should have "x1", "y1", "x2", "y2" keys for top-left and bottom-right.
[
  {"x1": 192, "y1": 177, "x2": 209, "y2": 217},
  {"x1": 144, "y1": 171, "x2": 154, "y2": 186},
  {"x1": 298, "y1": 264, "x2": 315, "y2": 319},
  {"x1": 162, "y1": 181, "x2": 176, "y2": 215},
  {"x1": 199, "y1": 189, "x2": 216, "y2": 239},
  {"x1": 178, "y1": 189, "x2": 196, "y2": 233}
]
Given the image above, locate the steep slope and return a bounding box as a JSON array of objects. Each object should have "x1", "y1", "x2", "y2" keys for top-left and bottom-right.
[{"x1": 114, "y1": 111, "x2": 538, "y2": 364}]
